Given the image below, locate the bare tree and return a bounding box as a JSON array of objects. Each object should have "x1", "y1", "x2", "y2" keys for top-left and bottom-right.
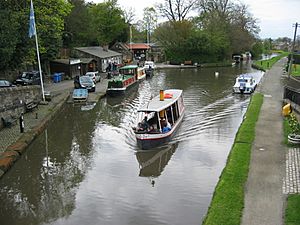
[
  {"x1": 123, "y1": 7, "x2": 135, "y2": 24},
  {"x1": 156, "y1": 0, "x2": 198, "y2": 21}
]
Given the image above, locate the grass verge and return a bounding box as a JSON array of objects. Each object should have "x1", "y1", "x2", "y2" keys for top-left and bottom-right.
[
  {"x1": 291, "y1": 64, "x2": 300, "y2": 76},
  {"x1": 285, "y1": 194, "x2": 300, "y2": 225},
  {"x1": 253, "y1": 52, "x2": 289, "y2": 71},
  {"x1": 202, "y1": 93, "x2": 263, "y2": 225}
]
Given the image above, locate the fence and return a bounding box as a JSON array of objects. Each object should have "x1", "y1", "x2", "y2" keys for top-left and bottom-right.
[{"x1": 284, "y1": 86, "x2": 300, "y2": 105}]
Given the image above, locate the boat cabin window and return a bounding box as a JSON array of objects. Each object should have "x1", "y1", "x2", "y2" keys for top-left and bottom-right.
[{"x1": 238, "y1": 78, "x2": 247, "y2": 82}]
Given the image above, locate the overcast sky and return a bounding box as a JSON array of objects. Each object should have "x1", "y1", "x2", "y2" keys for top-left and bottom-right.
[{"x1": 89, "y1": 0, "x2": 299, "y2": 39}]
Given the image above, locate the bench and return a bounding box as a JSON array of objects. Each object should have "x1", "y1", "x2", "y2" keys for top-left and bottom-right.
[
  {"x1": 25, "y1": 101, "x2": 38, "y2": 112},
  {"x1": 184, "y1": 60, "x2": 193, "y2": 65},
  {"x1": 1, "y1": 115, "x2": 18, "y2": 128}
]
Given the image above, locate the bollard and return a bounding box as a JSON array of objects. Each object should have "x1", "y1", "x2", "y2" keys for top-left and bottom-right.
[
  {"x1": 35, "y1": 112, "x2": 38, "y2": 119},
  {"x1": 19, "y1": 113, "x2": 24, "y2": 133}
]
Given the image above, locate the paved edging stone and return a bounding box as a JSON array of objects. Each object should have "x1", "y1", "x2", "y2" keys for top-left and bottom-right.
[{"x1": 0, "y1": 92, "x2": 69, "y2": 179}]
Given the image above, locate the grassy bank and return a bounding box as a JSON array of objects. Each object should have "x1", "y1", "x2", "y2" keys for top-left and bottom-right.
[
  {"x1": 285, "y1": 194, "x2": 300, "y2": 225},
  {"x1": 291, "y1": 64, "x2": 300, "y2": 76},
  {"x1": 202, "y1": 93, "x2": 263, "y2": 225},
  {"x1": 253, "y1": 52, "x2": 289, "y2": 71}
]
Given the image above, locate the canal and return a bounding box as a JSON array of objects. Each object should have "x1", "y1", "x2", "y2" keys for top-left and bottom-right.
[{"x1": 0, "y1": 63, "x2": 263, "y2": 225}]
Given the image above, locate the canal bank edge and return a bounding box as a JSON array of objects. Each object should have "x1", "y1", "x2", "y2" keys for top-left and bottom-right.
[
  {"x1": 0, "y1": 92, "x2": 70, "y2": 179},
  {"x1": 202, "y1": 93, "x2": 264, "y2": 225}
]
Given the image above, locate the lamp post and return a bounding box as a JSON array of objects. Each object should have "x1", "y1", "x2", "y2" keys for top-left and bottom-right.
[{"x1": 288, "y1": 22, "x2": 298, "y2": 78}]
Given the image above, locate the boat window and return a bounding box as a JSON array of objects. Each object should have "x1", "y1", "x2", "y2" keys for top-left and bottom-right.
[{"x1": 172, "y1": 102, "x2": 179, "y2": 122}]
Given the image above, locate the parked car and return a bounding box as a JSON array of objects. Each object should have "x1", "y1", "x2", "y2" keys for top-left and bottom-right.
[
  {"x1": 14, "y1": 71, "x2": 42, "y2": 85},
  {"x1": 0, "y1": 80, "x2": 14, "y2": 88},
  {"x1": 75, "y1": 75, "x2": 96, "y2": 92},
  {"x1": 85, "y1": 71, "x2": 100, "y2": 83}
]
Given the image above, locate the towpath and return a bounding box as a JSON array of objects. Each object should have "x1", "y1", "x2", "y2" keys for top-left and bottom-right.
[{"x1": 241, "y1": 58, "x2": 300, "y2": 225}]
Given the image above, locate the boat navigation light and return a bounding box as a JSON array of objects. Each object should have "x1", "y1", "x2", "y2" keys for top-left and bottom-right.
[{"x1": 160, "y1": 90, "x2": 164, "y2": 101}]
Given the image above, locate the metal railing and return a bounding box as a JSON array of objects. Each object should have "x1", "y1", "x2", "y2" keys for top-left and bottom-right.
[{"x1": 284, "y1": 86, "x2": 300, "y2": 105}]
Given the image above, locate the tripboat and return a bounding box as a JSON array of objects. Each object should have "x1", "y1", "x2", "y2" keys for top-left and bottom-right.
[
  {"x1": 133, "y1": 89, "x2": 185, "y2": 150},
  {"x1": 232, "y1": 74, "x2": 257, "y2": 94},
  {"x1": 106, "y1": 65, "x2": 145, "y2": 96}
]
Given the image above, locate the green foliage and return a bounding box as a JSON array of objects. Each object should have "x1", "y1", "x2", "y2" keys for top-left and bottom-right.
[
  {"x1": 251, "y1": 41, "x2": 264, "y2": 58},
  {"x1": 89, "y1": 0, "x2": 128, "y2": 45},
  {"x1": 154, "y1": 20, "x2": 229, "y2": 63},
  {"x1": 287, "y1": 114, "x2": 300, "y2": 134},
  {"x1": 202, "y1": 93, "x2": 263, "y2": 225},
  {"x1": 0, "y1": 0, "x2": 71, "y2": 72},
  {"x1": 33, "y1": 0, "x2": 72, "y2": 62},
  {"x1": 0, "y1": 9, "x2": 23, "y2": 70},
  {"x1": 285, "y1": 194, "x2": 300, "y2": 225}
]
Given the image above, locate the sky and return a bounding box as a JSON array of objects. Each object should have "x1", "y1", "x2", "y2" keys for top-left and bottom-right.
[{"x1": 89, "y1": 0, "x2": 300, "y2": 39}]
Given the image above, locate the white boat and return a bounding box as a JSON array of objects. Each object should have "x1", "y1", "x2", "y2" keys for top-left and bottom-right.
[
  {"x1": 233, "y1": 74, "x2": 257, "y2": 94},
  {"x1": 72, "y1": 88, "x2": 88, "y2": 102},
  {"x1": 144, "y1": 61, "x2": 156, "y2": 77},
  {"x1": 133, "y1": 89, "x2": 185, "y2": 149}
]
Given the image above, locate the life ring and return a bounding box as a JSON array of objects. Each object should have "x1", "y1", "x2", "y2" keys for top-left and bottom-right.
[{"x1": 164, "y1": 93, "x2": 173, "y2": 98}]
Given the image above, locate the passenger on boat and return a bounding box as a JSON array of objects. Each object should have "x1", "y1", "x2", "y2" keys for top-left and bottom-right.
[
  {"x1": 161, "y1": 118, "x2": 171, "y2": 133},
  {"x1": 139, "y1": 116, "x2": 150, "y2": 131}
]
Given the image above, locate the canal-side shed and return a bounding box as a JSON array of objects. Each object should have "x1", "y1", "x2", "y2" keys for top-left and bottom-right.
[
  {"x1": 75, "y1": 47, "x2": 122, "y2": 72},
  {"x1": 50, "y1": 58, "x2": 82, "y2": 79}
]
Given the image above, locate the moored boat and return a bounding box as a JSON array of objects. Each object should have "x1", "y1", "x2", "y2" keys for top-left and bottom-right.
[
  {"x1": 106, "y1": 65, "x2": 140, "y2": 96},
  {"x1": 233, "y1": 74, "x2": 257, "y2": 94},
  {"x1": 144, "y1": 61, "x2": 156, "y2": 78},
  {"x1": 133, "y1": 89, "x2": 185, "y2": 149},
  {"x1": 72, "y1": 88, "x2": 88, "y2": 102}
]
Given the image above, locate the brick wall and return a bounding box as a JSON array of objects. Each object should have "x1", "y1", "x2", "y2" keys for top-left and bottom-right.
[{"x1": 0, "y1": 86, "x2": 41, "y2": 129}]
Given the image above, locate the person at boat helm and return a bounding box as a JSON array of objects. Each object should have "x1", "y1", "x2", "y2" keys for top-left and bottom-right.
[{"x1": 139, "y1": 116, "x2": 150, "y2": 131}]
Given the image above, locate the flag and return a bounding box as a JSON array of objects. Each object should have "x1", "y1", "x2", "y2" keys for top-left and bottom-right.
[{"x1": 29, "y1": 0, "x2": 36, "y2": 38}]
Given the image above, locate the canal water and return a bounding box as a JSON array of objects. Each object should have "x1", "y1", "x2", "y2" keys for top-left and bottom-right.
[{"x1": 0, "y1": 63, "x2": 263, "y2": 225}]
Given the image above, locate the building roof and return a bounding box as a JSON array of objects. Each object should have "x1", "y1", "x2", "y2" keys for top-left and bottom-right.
[
  {"x1": 51, "y1": 59, "x2": 81, "y2": 65},
  {"x1": 127, "y1": 43, "x2": 150, "y2": 50},
  {"x1": 120, "y1": 65, "x2": 138, "y2": 70},
  {"x1": 80, "y1": 58, "x2": 96, "y2": 64},
  {"x1": 75, "y1": 46, "x2": 122, "y2": 59}
]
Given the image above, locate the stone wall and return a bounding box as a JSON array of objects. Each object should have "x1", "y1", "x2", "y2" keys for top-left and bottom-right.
[{"x1": 0, "y1": 85, "x2": 42, "y2": 129}]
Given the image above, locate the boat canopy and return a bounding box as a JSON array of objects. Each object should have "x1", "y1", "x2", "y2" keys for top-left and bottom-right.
[
  {"x1": 120, "y1": 65, "x2": 138, "y2": 70},
  {"x1": 138, "y1": 89, "x2": 183, "y2": 112}
]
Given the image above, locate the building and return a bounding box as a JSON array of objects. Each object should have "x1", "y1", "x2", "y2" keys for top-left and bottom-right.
[
  {"x1": 110, "y1": 42, "x2": 132, "y2": 63},
  {"x1": 50, "y1": 58, "x2": 97, "y2": 79},
  {"x1": 127, "y1": 43, "x2": 150, "y2": 61},
  {"x1": 74, "y1": 46, "x2": 122, "y2": 72}
]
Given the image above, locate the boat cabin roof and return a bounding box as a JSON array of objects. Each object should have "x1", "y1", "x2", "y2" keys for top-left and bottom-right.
[
  {"x1": 138, "y1": 89, "x2": 183, "y2": 112},
  {"x1": 120, "y1": 65, "x2": 138, "y2": 70},
  {"x1": 237, "y1": 74, "x2": 253, "y2": 80}
]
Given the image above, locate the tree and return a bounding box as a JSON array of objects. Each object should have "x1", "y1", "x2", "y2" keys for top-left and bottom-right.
[
  {"x1": 196, "y1": 0, "x2": 259, "y2": 57},
  {"x1": 0, "y1": 0, "x2": 72, "y2": 73},
  {"x1": 156, "y1": 0, "x2": 197, "y2": 21},
  {"x1": 32, "y1": 0, "x2": 72, "y2": 71},
  {"x1": 143, "y1": 7, "x2": 158, "y2": 43},
  {"x1": 64, "y1": 0, "x2": 91, "y2": 47},
  {"x1": 89, "y1": 0, "x2": 128, "y2": 46}
]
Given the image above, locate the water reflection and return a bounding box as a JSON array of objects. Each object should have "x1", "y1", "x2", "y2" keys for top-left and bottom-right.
[{"x1": 136, "y1": 143, "x2": 178, "y2": 179}]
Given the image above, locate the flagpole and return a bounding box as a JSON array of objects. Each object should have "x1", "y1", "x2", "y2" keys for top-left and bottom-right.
[
  {"x1": 30, "y1": 0, "x2": 45, "y2": 101},
  {"x1": 34, "y1": 23, "x2": 45, "y2": 101}
]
